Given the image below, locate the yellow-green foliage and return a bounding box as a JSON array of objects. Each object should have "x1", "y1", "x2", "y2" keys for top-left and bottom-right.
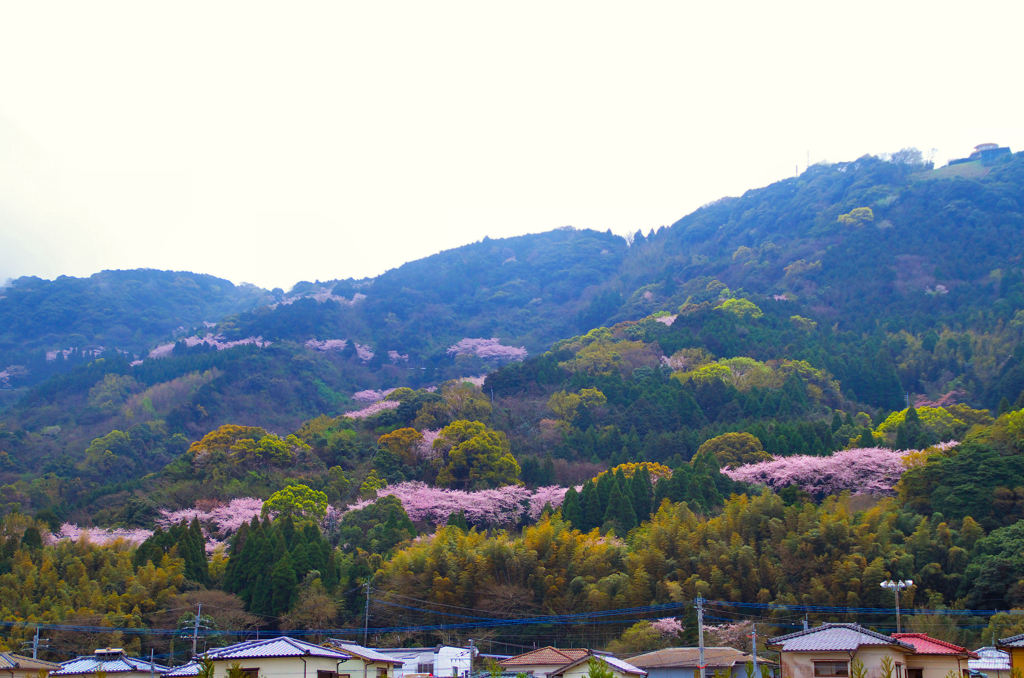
[
  {"x1": 376, "y1": 489, "x2": 978, "y2": 617},
  {"x1": 874, "y1": 405, "x2": 992, "y2": 445},
  {"x1": 548, "y1": 388, "x2": 607, "y2": 422},
  {"x1": 556, "y1": 328, "x2": 657, "y2": 376},
  {"x1": 594, "y1": 462, "x2": 673, "y2": 483},
  {"x1": 837, "y1": 206, "x2": 875, "y2": 226},
  {"x1": 715, "y1": 297, "x2": 763, "y2": 319},
  {"x1": 697, "y1": 432, "x2": 770, "y2": 469},
  {"x1": 0, "y1": 528, "x2": 185, "y2": 654},
  {"x1": 672, "y1": 357, "x2": 839, "y2": 403}
]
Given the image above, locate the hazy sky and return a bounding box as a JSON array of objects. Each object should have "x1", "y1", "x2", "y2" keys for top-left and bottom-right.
[{"x1": 1, "y1": 2, "x2": 1022, "y2": 291}]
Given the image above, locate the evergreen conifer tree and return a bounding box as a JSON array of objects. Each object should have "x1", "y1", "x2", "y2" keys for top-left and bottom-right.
[
  {"x1": 561, "y1": 486, "x2": 582, "y2": 527},
  {"x1": 603, "y1": 475, "x2": 637, "y2": 533},
  {"x1": 580, "y1": 480, "x2": 602, "y2": 531},
  {"x1": 630, "y1": 466, "x2": 653, "y2": 520}
]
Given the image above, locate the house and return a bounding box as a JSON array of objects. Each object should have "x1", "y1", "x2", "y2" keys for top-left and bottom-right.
[
  {"x1": 498, "y1": 648, "x2": 644, "y2": 678},
  {"x1": 197, "y1": 637, "x2": 353, "y2": 678},
  {"x1": 52, "y1": 648, "x2": 169, "y2": 678},
  {"x1": 371, "y1": 646, "x2": 474, "y2": 678},
  {"x1": 767, "y1": 623, "x2": 915, "y2": 678},
  {"x1": 968, "y1": 647, "x2": 1011, "y2": 678},
  {"x1": 322, "y1": 641, "x2": 404, "y2": 678},
  {"x1": 0, "y1": 652, "x2": 61, "y2": 678},
  {"x1": 548, "y1": 655, "x2": 646, "y2": 678},
  {"x1": 891, "y1": 633, "x2": 977, "y2": 678},
  {"x1": 627, "y1": 647, "x2": 777, "y2": 678},
  {"x1": 995, "y1": 635, "x2": 1024, "y2": 674}
]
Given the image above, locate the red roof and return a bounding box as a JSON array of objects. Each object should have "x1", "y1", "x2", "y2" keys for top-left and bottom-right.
[
  {"x1": 500, "y1": 648, "x2": 592, "y2": 667},
  {"x1": 892, "y1": 634, "x2": 978, "y2": 658}
]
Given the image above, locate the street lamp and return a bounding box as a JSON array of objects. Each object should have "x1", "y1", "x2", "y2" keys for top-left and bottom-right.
[{"x1": 880, "y1": 579, "x2": 914, "y2": 633}]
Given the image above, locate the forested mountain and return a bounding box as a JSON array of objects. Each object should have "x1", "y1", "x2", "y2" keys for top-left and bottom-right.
[{"x1": 2, "y1": 149, "x2": 1024, "y2": 660}]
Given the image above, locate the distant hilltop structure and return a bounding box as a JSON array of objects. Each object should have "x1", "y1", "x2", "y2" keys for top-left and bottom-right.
[{"x1": 948, "y1": 142, "x2": 1012, "y2": 166}]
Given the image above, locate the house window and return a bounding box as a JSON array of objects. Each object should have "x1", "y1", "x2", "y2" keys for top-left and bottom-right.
[
  {"x1": 417, "y1": 664, "x2": 434, "y2": 675},
  {"x1": 240, "y1": 669, "x2": 259, "y2": 678},
  {"x1": 377, "y1": 670, "x2": 388, "y2": 678},
  {"x1": 813, "y1": 662, "x2": 849, "y2": 677},
  {"x1": 906, "y1": 669, "x2": 923, "y2": 678},
  {"x1": 319, "y1": 671, "x2": 347, "y2": 678}
]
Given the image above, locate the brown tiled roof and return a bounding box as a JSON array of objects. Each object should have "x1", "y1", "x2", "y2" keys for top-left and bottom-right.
[
  {"x1": 0, "y1": 653, "x2": 62, "y2": 671},
  {"x1": 500, "y1": 648, "x2": 591, "y2": 667},
  {"x1": 626, "y1": 648, "x2": 772, "y2": 670},
  {"x1": 892, "y1": 634, "x2": 978, "y2": 658}
]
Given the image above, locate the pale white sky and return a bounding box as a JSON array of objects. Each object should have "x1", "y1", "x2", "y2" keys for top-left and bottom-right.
[{"x1": 1, "y1": 1, "x2": 1022, "y2": 290}]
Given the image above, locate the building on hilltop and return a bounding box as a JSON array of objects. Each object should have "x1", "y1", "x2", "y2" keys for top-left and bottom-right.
[{"x1": 947, "y1": 143, "x2": 1012, "y2": 166}]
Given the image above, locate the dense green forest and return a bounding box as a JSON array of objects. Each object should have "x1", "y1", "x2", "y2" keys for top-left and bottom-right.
[{"x1": 2, "y1": 150, "x2": 1024, "y2": 661}]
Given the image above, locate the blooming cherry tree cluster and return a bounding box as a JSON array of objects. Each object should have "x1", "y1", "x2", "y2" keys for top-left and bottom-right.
[
  {"x1": 447, "y1": 337, "x2": 528, "y2": 361},
  {"x1": 52, "y1": 523, "x2": 153, "y2": 546},
  {"x1": 344, "y1": 399, "x2": 400, "y2": 419},
  {"x1": 156, "y1": 497, "x2": 264, "y2": 537},
  {"x1": 346, "y1": 482, "x2": 569, "y2": 527},
  {"x1": 416, "y1": 429, "x2": 441, "y2": 459},
  {"x1": 353, "y1": 388, "x2": 397, "y2": 402},
  {"x1": 650, "y1": 617, "x2": 684, "y2": 636},
  {"x1": 271, "y1": 289, "x2": 366, "y2": 308},
  {"x1": 305, "y1": 338, "x2": 348, "y2": 352},
  {"x1": 149, "y1": 334, "x2": 270, "y2": 359},
  {"x1": 723, "y1": 446, "x2": 915, "y2": 496}
]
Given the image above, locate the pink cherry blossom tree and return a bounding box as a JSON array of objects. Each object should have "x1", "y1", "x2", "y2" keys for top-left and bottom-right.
[
  {"x1": 723, "y1": 446, "x2": 923, "y2": 496},
  {"x1": 447, "y1": 337, "x2": 528, "y2": 361},
  {"x1": 344, "y1": 482, "x2": 570, "y2": 527}
]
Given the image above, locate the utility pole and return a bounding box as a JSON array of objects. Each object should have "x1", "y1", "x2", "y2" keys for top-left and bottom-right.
[
  {"x1": 751, "y1": 623, "x2": 758, "y2": 676},
  {"x1": 363, "y1": 579, "x2": 372, "y2": 645},
  {"x1": 21, "y1": 627, "x2": 49, "y2": 660},
  {"x1": 696, "y1": 597, "x2": 706, "y2": 678},
  {"x1": 192, "y1": 603, "x2": 202, "y2": 656}
]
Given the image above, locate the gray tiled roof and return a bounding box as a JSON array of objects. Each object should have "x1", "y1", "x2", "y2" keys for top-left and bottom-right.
[
  {"x1": 768, "y1": 624, "x2": 914, "y2": 653},
  {"x1": 998, "y1": 634, "x2": 1024, "y2": 648},
  {"x1": 163, "y1": 662, "x2": 202, "y2": 677},
  {"x1": 969, "y1": 647, "x2": 1011, "y2": 672},
  {"x1": 54, "y1": 654, "x2": 169, "y2": 676},
  {"x1": 203, "y1": 637, "x2": 350, "y2": 661},
  {"x1": 324, "y1": 642, "x2": 404, "y2": 664}
]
